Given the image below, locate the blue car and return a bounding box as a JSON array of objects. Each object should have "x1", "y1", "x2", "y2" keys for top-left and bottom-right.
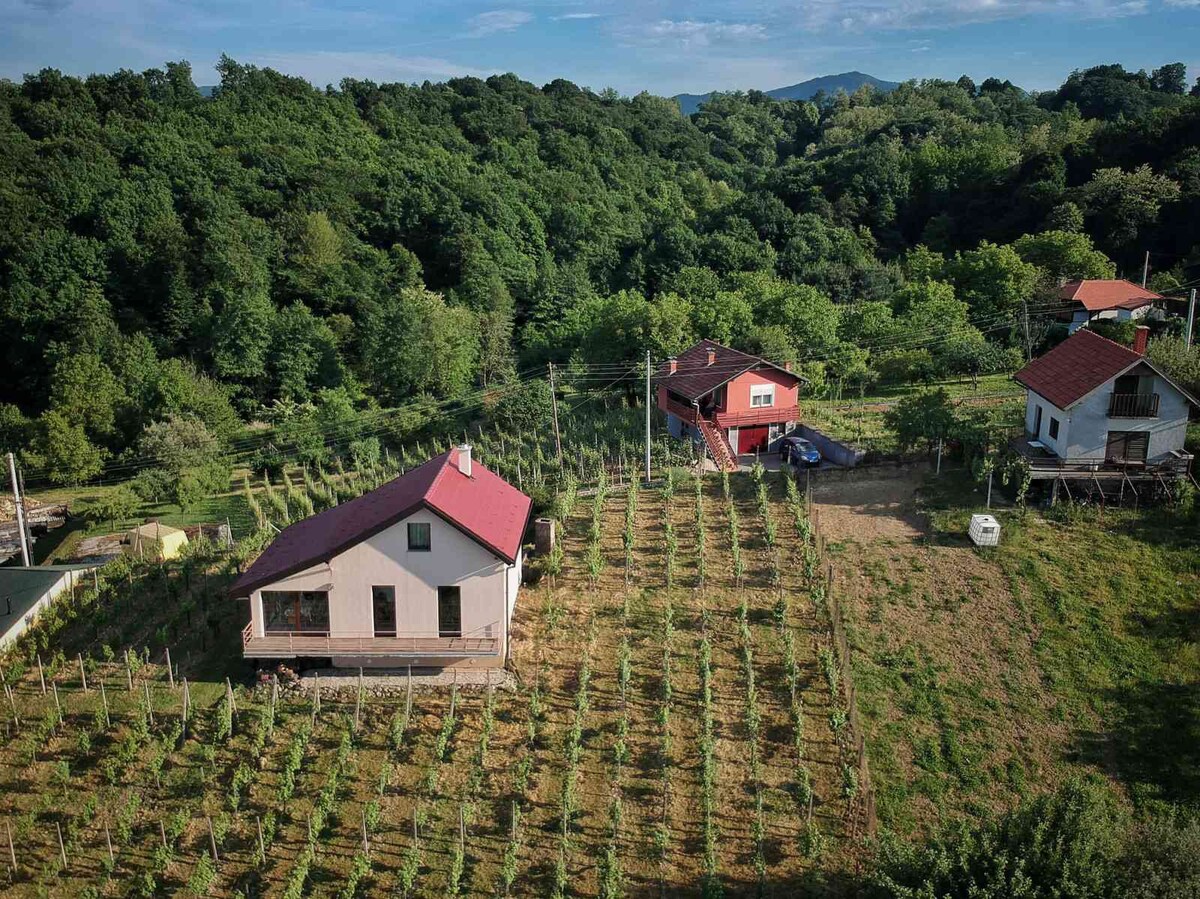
[{"x1": 780, "y1": 436, "x2": 821, "y2": 467}]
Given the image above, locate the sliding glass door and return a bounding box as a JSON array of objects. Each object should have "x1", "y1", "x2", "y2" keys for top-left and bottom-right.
[{"x1": 262, "y1": 591, "x2": 330, "y2": 634}]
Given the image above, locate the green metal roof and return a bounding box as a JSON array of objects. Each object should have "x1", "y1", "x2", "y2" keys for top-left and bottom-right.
[{"x1": 0, "y1": 564, "x2": 97, "y2": 635}]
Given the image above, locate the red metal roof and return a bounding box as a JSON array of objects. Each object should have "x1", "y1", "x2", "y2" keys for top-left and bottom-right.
[
  {"x1": 1013, "y1": 328, "x2": 1144, "y2": 409},
  {"x1": 1058, "y1": 279, "x2": 1163, "y2": 312},
  {"x1": 656, "y1": 339, "x2": 801, "y2": 402},
  {"x1": 230, "y1": 449, "x2": 531, "y2": 596}
]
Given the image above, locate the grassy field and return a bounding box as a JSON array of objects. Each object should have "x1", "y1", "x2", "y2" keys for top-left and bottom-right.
[
  {"x1": 0, "y1": 468, "x2": 866, "y2": 898},
  {"x1": 803, "y1": 374, "x2": 1024, "y2": 449},
  {"x1": 814, "y1": 467, "x2": 1200, "y2": 836}
]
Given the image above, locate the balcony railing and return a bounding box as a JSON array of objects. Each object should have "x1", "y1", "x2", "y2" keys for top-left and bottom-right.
[
  {"x1": 662, "y1": 396, "x2": 697, "y2": 424},
  {"x1": 242, "y1": 620, "x2": 501, "y2": 658},
  {"x1": 714, "y1": 405, "x2": 801, "y2": 428},
  {"x1": 1108, "y1": 392, "x2": 1159, "y2": 418}
]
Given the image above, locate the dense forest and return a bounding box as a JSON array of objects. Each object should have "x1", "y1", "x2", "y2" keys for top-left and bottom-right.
[{"x1": 3, "y1": 58, "x2": 1199, "y2": 484}]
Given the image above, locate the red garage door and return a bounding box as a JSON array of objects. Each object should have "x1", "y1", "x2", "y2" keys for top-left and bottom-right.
[{"x1": 738, "y1": 426, "x2": 769, "y2": 454}]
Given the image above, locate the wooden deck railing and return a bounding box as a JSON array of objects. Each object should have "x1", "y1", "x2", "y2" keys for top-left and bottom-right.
[
  {"x1": 713, "y1": 404, "x2": 800, "y2": 428},
  {"x1": 242, "y1": 620, "x2": 502, "y2": 657}
]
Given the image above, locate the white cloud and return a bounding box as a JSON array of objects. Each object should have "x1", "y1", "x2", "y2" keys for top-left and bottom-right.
[
  {"x1": 793, "y1": 0, "x2": 1151, "y2": 31},
  {"x1": 617, "y1": 19, "x2": 768, "y2": 48},
  {"x1": 248, "y1": 51, "x2": 490, "y2": 85},
  {"x1": 466, "y1": 9, "x2": 533, "y2": 37},
  {"x1": 553, "y1": 12, "x2": 600, "y2": 19},
  {"x1": 1164, "y1": 0, "x2": 1200, "y2": 6}
]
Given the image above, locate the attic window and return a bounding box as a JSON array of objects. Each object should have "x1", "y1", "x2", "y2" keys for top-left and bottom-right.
[
  {"x1": 750, "y1": 384, "x2": 775, "y2": 408},
  {"x1": 407, "y1": 522, "x2": 431, "y2": 551}
]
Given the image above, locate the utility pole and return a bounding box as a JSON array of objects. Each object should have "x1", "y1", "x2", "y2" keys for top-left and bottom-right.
[
  {"x1": 1186, "y1": 289, "x2": 1197, "y2": 349},
  {"x1": 1021, "y1": 299, "x2": 1032, "y2": 362},
  {"x1": 1141, "y1": 251, "x2": 1150, "y2": 289},
  {"x1": 6, "y1": 453, "x2": 30, "y2": 567},
  {"x1": 548, "y1": 362, "x2": 563, "y2": 463},
  {"x1": 644, "y1": 349, "x2": 652, "y2": 484}
]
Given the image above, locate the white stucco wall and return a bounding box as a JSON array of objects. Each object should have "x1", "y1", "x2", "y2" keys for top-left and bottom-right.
[
  {"x1": 1024, "y1": 390, "x2": 1071, "y2": 456},
  {"x1": 249, "y1": 510, "x2": 518, "y2": 652},
  {"x1": 1062, "y1": 364, "x2": 1190, "y2": 462},
  {"x1": 1024, "y1": 367, "x2": 1191, "y2": 463}
]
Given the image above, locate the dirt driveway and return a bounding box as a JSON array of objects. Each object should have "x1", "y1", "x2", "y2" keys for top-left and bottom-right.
[{"x1": 810, "y1": 467, "x2": 1068, "y2": 834}]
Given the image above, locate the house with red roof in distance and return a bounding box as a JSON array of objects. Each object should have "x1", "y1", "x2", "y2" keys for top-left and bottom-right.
[
  {"x1": 1058, "y1": 279, "x2": 1168, "y2": 333},
  {"x1": 1012, "y1": 326, "x2": 1197, "y2": 495},
  {"x1": 656, "y1": 339, "x2": 804, "y2": 472},
  {"x1": 230, "y1": 446, "x2": 532, "y2": 669}
]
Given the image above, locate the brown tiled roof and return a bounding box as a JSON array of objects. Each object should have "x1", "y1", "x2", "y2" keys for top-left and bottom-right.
[
  {"x1": 1014, "y1": 329, "x2": 1145, "y2": 409},
  {"x1": 1059, "y1": 279, "x2": 1163, "y2": 312},
  {"x1": 229, "y1": 449, "x2": 532, "y2": 596},
  {"x1": 655, "y1": 339, "x2": 801, "y2": 401}
]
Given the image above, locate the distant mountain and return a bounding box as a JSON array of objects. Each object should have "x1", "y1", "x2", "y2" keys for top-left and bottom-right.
[{"x1": 674, "y1": 71, "x2": 901, "y2": 116}]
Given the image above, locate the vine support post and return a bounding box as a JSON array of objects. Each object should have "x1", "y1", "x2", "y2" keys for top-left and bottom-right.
[
  {"x1": 78, "y1": 654, "x2": 88, "y2": 692},
  {"x1": 35, "y1": 655, "x2": 45, "y2": 695},
  {"x1": 207, "y1": 816, "x2": 219, "y2": 862},
  {"x1": 55, "y1": 821, "x2": 66, "y2": 870},
  {"x1": 99, "y1": 679, "x2": 110, "y2": 729},
  {"x1": 6, "y1": 819, "x2": 16, "y2": 875}
]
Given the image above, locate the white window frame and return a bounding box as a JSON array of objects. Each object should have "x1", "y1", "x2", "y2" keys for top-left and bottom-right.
[{"x1": 750, "y1": 384, "x2": 775, "y2": 408}]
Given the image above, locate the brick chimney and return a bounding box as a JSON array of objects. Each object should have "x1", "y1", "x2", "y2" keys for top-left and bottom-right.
[
  {"x1": 456, "y1": 444, "x2": 472, "y2": 477},
  {"x1": 1133, "y1": 325, "x2": 1149, "y2": 356},
  {"x1": 706, "y1": 346, "x2": 716, "y2": 366},
  {"x1": 668, "y1": 357, "x2": 677, "y2": 374}
]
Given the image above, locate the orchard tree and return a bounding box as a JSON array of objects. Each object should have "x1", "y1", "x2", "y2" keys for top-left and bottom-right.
[
  {"x1": 946, "y1": 242, "x2": 1040, "y2": 320},
  {"x1": 25, "y1": 411, "x2": 105, "y2": 485}
]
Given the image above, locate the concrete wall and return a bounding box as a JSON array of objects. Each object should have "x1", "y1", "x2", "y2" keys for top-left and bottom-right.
[
  {"x1": 1062, "y1": 364, "x2": 1190, "y2": 462},
  {"x1": 720, "y1": 368, "x2": 799, "y2": 414},
  {"x1": 249, "y1": 510, "x2": 516, "y2": 660},
  {"x1": 795, "y1": 424, "x2": 866, "y2": 468}
]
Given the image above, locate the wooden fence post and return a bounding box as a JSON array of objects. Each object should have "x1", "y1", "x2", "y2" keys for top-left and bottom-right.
[
  {"x1": 125, "y1": 651, "x2": 133, "y2": 692},
  {"x1": 35, "y1": 655, "x2": 46, "y2": 695},
  {"x1": 77, "y1": 654, "x2": 88, "y2": 692},
  {"x1": 256, "y1": 816, "x2": 265, "y2": 864},
  {"x1": 165, "y1": 647, "x2": 174, "y2": 688},
  {"x1": 104, "y1": 817, "x2": 114, "y2": 865},
  {"x1": 55, "y1": 821, "x2": 66, "y2": 870},
  {"x1": 6, "y1": 819, "x2": 16, "y2": 875},
  {"x1": 207, "y1": 816, "x2": 219, "y2": 862}
]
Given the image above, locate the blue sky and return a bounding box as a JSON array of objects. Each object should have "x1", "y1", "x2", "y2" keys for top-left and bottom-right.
[{"x1": 2, "y1": 0, "x2": 1199, "y2": 96}]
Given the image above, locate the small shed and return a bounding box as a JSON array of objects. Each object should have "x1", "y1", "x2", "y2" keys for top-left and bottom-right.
[
  {"x1": 125, "y1": 522, "x2": 189, "y2": 561},
  {"x1": 0, "y1": 564, "x2": 98, "y2": 649}
]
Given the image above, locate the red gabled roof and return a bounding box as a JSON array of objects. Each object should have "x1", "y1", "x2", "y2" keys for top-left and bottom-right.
[
  {"x1": 229, "y1": 449, "x2": 532, "y2": 596},
  {"x1": 1013, "y1": 328, "x2": 1145, "y2": 409},
  {"x1": 1059, "y1": 279, "x2": 1163, "y2": 312},
  {"x1": 655, "y1": 339, "x2": 802, "y2": 402}
]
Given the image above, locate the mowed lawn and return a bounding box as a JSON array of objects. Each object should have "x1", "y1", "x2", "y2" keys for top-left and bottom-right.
[
  {"x1": 814, "y1": 466, "x2": 1200, "y2": 835},
  {"x1": 0, "y1": 469, "x2": 865, "y2": 898}
]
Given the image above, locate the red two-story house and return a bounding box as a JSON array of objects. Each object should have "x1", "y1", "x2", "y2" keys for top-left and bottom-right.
[{"x1": 656, "y1": 340, "x2": 803, "y2": 471}]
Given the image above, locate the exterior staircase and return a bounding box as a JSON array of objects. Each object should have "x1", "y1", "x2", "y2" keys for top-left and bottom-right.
[{"x1": 698, "y1": 417, "x2": 738, "y2": 472}]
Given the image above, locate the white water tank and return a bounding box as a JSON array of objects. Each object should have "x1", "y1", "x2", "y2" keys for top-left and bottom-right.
[{"x1": 969, "y1": 514, "x2": 1000, "y2": 547}]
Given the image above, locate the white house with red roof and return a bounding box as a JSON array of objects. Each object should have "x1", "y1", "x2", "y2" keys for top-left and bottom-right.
[
  {"x1": 1058, "y1": 279, "x2": 1166, "y2": 334},
  {"x1": 230, "y1": 446, "x2": 532, "y2": 669},
  {"x1": 1013, "y1": 327, "x2": 1197, "y2": 480}
]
